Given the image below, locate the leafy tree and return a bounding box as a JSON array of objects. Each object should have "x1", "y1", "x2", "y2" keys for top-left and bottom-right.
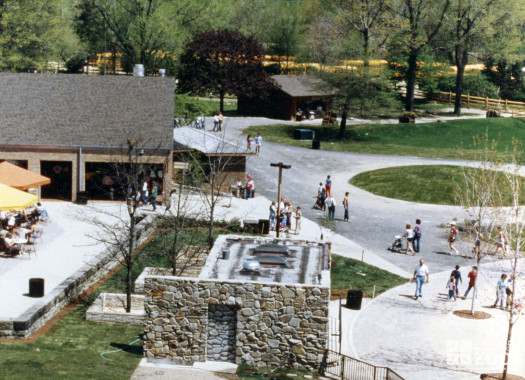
[
  {"x1": 318, "y1": 69, "x2": 399, "y2": 137},
  {"x1": 177, "y1": 29, "x2": 273, "y2": 113},
  {"x1": 0, "y1": 0, "x2": 80, "y2": 72},
  {"x1": 79, "y1": 0, "x2": 209, "y2": 75},
  {"x1": 482, "y1": 58, "x2": 525, "y2": 101},
  {"x1": 388, "y1": 0, "x2": 450, "y2": 111}
]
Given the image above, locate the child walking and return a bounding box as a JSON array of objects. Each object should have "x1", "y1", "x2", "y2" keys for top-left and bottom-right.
[{"x1": 446, "y1": 275, "x2": 457, "y2": 301}]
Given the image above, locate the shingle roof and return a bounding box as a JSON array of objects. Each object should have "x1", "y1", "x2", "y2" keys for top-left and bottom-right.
[
  {"x1": 0, "y1": 73, "x2": 174, "y2": 150},
  {"x1": 173, "y1": 127, "x2": 253, "y2": 155},
  {"x1": 270, "y1": 75, "x2": 332, "y2": 97}
]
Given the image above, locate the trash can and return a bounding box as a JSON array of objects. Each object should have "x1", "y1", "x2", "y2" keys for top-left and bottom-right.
[
  {"x1": 312, "y1": 140, "x2": 321, "y2": 150},
  {"x1": 222, "y1": 249, "x2": 230, "y2": 260},
  {"x1": 29, "y1": 278, "x2": 45, "y2": 298},
  {"x1": 346, "y1": 290, "x2": 363, "y2": 310},
  {"x1": 258, "y1": 219, "x2": 270, "y2": 235},
  {"x1": 75, "y1": 191, "x2": 88, "y2": 205},
  {"x1": 294, "y1": 129, "x2": 315, "y2": 140}
]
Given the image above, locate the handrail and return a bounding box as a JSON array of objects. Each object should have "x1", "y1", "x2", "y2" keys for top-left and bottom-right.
[
  {"x1": 321, "y1": 349, "x2": 404, "y2": 380},
  {"x1": 434, "y1": 91, "x2": 525, "y2": 115}
]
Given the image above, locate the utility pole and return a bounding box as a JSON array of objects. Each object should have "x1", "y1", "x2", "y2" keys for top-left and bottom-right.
[{"x1": 270, "y1": 162, "x2": 291, "y2": 238}]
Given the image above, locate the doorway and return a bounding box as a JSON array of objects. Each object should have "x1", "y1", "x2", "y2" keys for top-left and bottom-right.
[
  {"x1": 206, "y1": 304, "x2": 237, "y2": 362},
  {"x1": 40, "y1": 161, "x2": 72, "y2": 200}
]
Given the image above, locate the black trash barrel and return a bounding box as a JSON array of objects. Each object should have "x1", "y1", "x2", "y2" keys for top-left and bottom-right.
[
  {"x1": 346, "y1": 290, "x2": 363, "y2": 310},
  {"x1": 75, "y1": 191, "x2": 88, "y2": 205},
  {"x1": 312, "y1": 140, "x2": 321, "y2": 150},
  {"x1": 29, "y1": 278, "x2": 45, "y2": 298},
  {"x1": 258, "y1": 219, "x2": 270, "y2": 235}
]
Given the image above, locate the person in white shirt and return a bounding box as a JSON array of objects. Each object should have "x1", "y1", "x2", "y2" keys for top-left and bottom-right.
[
  {"x1": 403, "y1": 223, "x2": 416, "y2": 255},
  {"x1": 413, "y1": 259, "x2": 429, "y2": 300},
  {"x1": 326, "y1": 196, "x2": 336, "y2": 221}
]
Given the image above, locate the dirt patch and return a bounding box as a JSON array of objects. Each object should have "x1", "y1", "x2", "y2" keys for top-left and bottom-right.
[
  {"x1": 481, "y1": 373, "x2": 525, "y2": 380},
  {"x1": 453, "y1": 310, "x2": 492, "y2": 320}
]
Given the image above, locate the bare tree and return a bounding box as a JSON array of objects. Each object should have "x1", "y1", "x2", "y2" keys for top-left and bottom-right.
[
  {"x1": 85, "y1": 137, "x2": 168, "y2": 312},
  {"x1": 455, "y1": 133, "x2": 505, "y2": 314}
]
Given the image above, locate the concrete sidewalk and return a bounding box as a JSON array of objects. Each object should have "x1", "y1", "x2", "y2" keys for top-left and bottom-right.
[{"x1": 348, "y1": 259, "x2": 525, "y2": 379}]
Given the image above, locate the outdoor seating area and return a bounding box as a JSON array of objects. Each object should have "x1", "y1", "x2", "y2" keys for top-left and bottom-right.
[{"x1": 0, "y1": 161, "x2": 51, "y2": 259}]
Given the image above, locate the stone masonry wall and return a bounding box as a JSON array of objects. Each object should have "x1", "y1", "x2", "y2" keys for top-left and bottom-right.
[{"x1": 143, "y1": 276, "x2": 329, "y2": 371}]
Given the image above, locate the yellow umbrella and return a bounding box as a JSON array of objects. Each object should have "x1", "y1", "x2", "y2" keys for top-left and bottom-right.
[{"x1": 0, "y1": 183, "x2": 39, "y2": 211}]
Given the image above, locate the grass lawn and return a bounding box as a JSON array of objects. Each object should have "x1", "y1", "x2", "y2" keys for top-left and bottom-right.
[
  {"x1": 244, "y1": 117, "x2": 525, "y2": 161},
  {"x1": 330, "y1": 254, "x2": 408, "y2": 298},
  {"x1": 350, "y1": 165, "x2": 525, "y2": 206},
  {"x1": 0, "y1": 228, "x2": 227, "y2": 380}
]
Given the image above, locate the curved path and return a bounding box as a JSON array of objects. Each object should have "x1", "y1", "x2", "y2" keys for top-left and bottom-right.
[
  {"x1": 213, "y1": 115, "x2": 524, "y2": 379},
  {"x1": 219, "y1": 115, "x2": 479, "y2": 273}
]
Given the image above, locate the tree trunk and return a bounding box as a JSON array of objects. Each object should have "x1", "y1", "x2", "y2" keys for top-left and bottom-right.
[
  {"x1": 126, "y1": 217, "x2": 135, "y2": 313},
  {"x1": 502, "y1": 319, "x2": 514, "y2": 379},
  {"x1": 219, "y1": 89, "x2": 225, "y2": 113},
  {"x1": 363, "y1": 29, "x2": 370, "y2": 68},
  {"x1": 405, "y1": 51, "x2": 418, "y2": 112},
  {"x1": 338, "y1": 108, "x2": 348, "y2": 139},
  {"x1": 454, "y1": 47, "x2": 468, "y2": 115}
]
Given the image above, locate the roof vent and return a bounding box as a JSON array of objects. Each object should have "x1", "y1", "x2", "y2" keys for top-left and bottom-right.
[{"x1": 134, "y1": 64, "x2": 144, "y2": 77}]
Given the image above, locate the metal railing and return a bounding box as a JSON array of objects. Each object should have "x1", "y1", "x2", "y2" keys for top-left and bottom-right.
[{"x1": 321, "y1": 349, "x2": 404, "y2": 380}]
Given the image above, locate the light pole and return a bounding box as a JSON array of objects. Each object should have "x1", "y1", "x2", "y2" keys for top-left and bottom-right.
[{"x1": 270, "y1": 162, "x2": 291, "y2": 238}]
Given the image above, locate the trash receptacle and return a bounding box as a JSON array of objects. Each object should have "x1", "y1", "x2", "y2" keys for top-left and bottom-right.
[
  {"x1": 312, "y1": 140, "x2": 321, "y2": 150},
  {"x1": 222, "y1": 249, "x2": 230, "y2": 260},
  {"x1": 29, "y1": 278, "x2": 45, "y2": 298},
  {"x1": 75, "y1": 191, "x2": 88, "y2": 205},
  {"x1": 346, "y1": 290, "x2": 363, "y2": 310},
  {"x1": 258, "y1": 219, "x2": 270, "y2": 235}
]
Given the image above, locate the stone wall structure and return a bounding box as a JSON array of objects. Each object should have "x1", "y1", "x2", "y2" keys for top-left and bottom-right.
[{"x1": 143, "y1": 275, "x2": 330, "y2": 370}]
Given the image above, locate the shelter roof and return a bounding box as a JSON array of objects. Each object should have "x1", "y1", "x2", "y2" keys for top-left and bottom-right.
[
  {"x1": 0, "y1": 161, "x2": 50, "y2": 189},
  {"x1": 0, "y1": 183, "x2": 38, "y2": 211},
  {"x1": 173, "y1": 127, "x2": 253, "y2": 156},
  {"x1": 0, "y1": 74, "x2": 174, "y2": 150},
  {"x1": 270, "y1": 75, "x2": 333, "y2": 98}
]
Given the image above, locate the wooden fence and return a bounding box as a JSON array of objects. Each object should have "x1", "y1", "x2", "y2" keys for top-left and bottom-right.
[{"x1": 434, "y1": 92, "x2": 525, "y2": 116}]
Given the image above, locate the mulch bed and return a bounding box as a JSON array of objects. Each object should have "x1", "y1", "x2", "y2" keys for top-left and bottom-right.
[{"x1": 453, "y1": 310, "x2": 492, "y2": 320}]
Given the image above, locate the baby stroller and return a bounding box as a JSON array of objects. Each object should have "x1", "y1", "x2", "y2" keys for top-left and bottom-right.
[{"x1": 390, "y1": 235, "x2": 405, "y2": 253}]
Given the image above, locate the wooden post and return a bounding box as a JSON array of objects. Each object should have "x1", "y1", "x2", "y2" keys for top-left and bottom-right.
[
  {"x1": 467, "y1": 94, "x2": 470, "y2": 109},
  {"x1": 485, "y1": 97, "x2": 489, "y2": 110},
  {"x1": 361, "y1": 250, "x2": 364, "y2": 262},
  {"x1": 505, "y1": 99, "x2": 508, "y2": 113},
  {"x1": 372, "y1": 285, "x2": 376, "y2": 299},
  {"x1": 449, "y1": 91, "x2": 452, "y2": 104}
]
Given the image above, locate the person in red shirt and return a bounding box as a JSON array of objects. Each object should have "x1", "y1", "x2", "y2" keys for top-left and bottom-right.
[{"x1": 463, "y1": 266, "x2": 477, "y2": 298}]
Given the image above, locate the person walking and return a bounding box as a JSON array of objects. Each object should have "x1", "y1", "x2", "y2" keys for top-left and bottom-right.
[
  {"x1": 448, "y1": 221, "x2": 459, "y2": 255},
  {"x1": 446, "y1": 274, "x2": 457, "y2": 302},
  {"x1": 294, "y1": 206, "x2": 302, "y2": 235},
  {"x1": 472, "y1": 228, "x2": 482, "y2": 259},
  {"x1": 325, "y1": 175, "x2": 332, "y2": 197},
  {"x1": 496, "y1": 227, "x2": 506, "y2": 256},
  {"x1": 213, "y1": 114, "x2": 219, "y2": 132},
  {"x1": 451, "y1": 265, "x2": 462, "y2": 297},
  {"x1": 255, "y1": 133, "x2": 262, "y2": 154},
  {"x1": 151, "y1": 182, "x2": 158, "y2": 211},
  {"x1": 246, "y1": 134, "x2": 254, "y2": 150},
  {"x1": 269, "y1": 202, "x2": 277, "y2": 231},
  {"x1": 413, "y1": 219, "x2": 422, "y2": 252},
  {"x1": 326, "y1": 195, "x2": 336, "y2": 221},
  {"x1": 142, "y1": 180, "x2": 149, "y2": 206},
  {"x1": 463, "y1": 266, "x2": 477, "y2": 298},
  {"x1": 343, "y1": 192, "x2": 350, "y2": 222},
  {"x1": 494, "y1": 274, "x2": 508, "y2": 309},
  {"x1": 413, "y1": 259, "x2": 429, "y2": 300},
  {"x1": 218, "y1": 112, "x2": 224, "y2": 132},
  {"x1": 404, "y1": 223, "x2": 416, "y2": 255},
  {"x1": 245, "y1": 175, "x2": 255, "y2": 199}
]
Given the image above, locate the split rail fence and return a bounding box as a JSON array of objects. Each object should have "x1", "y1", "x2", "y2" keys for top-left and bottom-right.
[{"x1": 434, "y1": 91, "x2": 525, "y2": 116}]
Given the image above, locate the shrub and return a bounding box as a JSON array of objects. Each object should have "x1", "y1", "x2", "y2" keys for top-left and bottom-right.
[{"x1": 436, "y1": 72, "x2": 499, "y2": 98}]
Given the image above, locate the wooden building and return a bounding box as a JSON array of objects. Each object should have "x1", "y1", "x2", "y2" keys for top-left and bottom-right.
[
  {"x1": 238, "y1": 75, "x2": 334, "y2": 120},
  {"x1": 0, "y1": 73, "x2": 174, "y2": 202}
]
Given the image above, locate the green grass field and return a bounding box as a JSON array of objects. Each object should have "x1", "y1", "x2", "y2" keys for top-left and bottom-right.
[
  {"x1": 350, "y1": 165, "x2": 525, "y2": 205},
  {"x1": 244, "y1": 117, "x2": 525, "y2": 161},
  {"x1": 330, "y1": 254, "x2": 408, "y2": 297}
]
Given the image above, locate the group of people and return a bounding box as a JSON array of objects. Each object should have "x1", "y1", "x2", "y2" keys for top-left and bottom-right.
[
  {"x1": 269, "y1": 198, "x2": 302, "y2": 234},
  {"x1": 131, "y1": 180, "x2": 159, "y2": 211},
  {"x1": 0, "y1": 203, "x2": 47, "y2": 257},
  {"x1": 403, "y1": 220, "x2": 422, "y2": 255},
  {"x1": 246, "y1": 133, "x2": 262, "y2": 154},
  {"x1": 312, "y1": 176, "x2": 350, "y2": 222},
  {"x1": 236, "y1": 175, "x2": 255, "y2": 199},
  {"x1": 212, "y1": 112, "x2": 224, "y2": 132}
]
